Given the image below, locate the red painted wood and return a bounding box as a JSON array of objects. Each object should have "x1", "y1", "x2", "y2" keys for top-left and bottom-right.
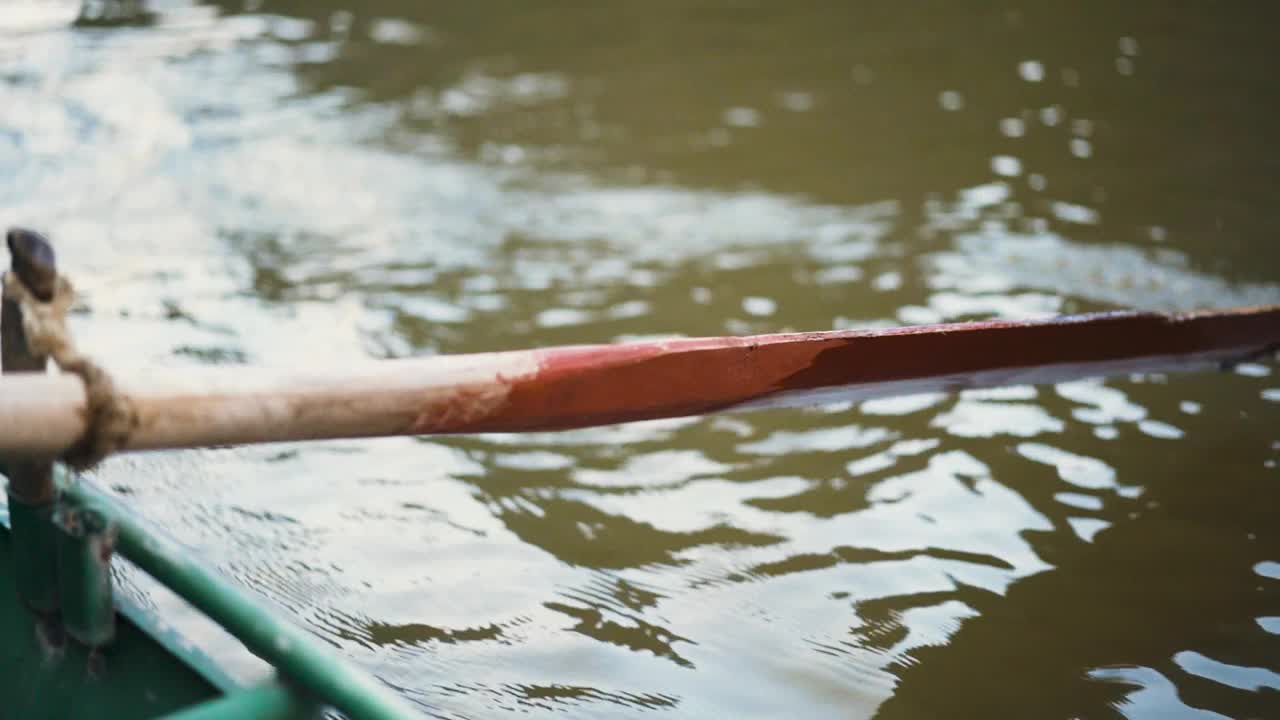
[{"x1": 451, "y1": 306, "x2": 1280, "y2": 432}]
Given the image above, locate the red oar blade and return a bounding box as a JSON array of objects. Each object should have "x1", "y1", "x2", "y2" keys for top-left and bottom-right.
[{"x1": 449, "y1": 305, "x2": 1280, "y2": 433}]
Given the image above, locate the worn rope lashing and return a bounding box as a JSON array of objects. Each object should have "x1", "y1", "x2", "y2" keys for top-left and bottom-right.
[{"x1": 1, "y1": 270, "x2": 136, "y2": 470}]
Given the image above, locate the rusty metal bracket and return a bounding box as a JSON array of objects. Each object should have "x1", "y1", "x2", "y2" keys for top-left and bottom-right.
[{"x1": 53, "y1": 503, "x2": 117, "y2": 647}]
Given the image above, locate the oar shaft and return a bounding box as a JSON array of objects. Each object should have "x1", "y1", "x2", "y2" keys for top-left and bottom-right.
[{"x1": 1, "y1": 307, "x2": 1277, "y2": 459}]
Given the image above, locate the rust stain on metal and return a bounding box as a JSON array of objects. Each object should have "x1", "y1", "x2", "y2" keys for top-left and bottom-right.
[{"x1": 95, "y1": 528, "x2": 118, "y2": 564}]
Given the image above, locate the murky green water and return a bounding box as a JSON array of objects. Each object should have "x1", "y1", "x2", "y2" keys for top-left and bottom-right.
[{"x1": 3, "y1": 1, "x2": 1280, "y2": 717}]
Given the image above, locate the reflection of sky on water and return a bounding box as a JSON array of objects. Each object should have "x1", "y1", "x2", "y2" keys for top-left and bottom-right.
[{"x1": 2, "y1": 3, "x2": 1279, "y2": 718}]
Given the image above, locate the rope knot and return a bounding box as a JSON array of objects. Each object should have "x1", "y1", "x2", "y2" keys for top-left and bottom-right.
[{"x1": 2, "y1": 270, "x2": 136, "y2": 470}]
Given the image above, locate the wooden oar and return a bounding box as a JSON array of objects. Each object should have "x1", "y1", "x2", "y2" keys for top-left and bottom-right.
[{"x1": 1, "y1": 305, "x2": 1277, "y2": 459}]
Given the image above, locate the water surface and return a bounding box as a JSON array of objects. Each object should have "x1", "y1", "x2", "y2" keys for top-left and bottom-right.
[{"x1": 2, "y1": 2, "x2": 1279, "y2": 717}]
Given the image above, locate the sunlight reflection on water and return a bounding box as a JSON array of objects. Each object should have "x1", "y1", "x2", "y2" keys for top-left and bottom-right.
[{"x1": 2, "y1": 3, "x2": 1279, "y2": 718}]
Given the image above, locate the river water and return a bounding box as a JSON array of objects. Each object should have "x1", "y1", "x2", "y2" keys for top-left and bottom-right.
[{"x1": 2, "y1": 1, "x2": 1279, "y2": 718}]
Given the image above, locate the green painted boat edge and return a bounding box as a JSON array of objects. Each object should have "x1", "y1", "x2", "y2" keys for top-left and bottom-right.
[
  {"x1": 58, "y1": 470, "x2": 420, "y2": 719},
  {"x1": 1, "y1": 461, "x2": 423, "y2": 719},
  {"x1": 28, "y1": 502, "x2": 249, "y2": 691},
  {"x1": 0, "y1": 504, "x2": 225, "y2": 717},
  {"x1": 0, "y1": 494, "x2": 242, "y2": 696},
  {"x1": 161, "y1": 681, "x2": 313, "y2": 720}
]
